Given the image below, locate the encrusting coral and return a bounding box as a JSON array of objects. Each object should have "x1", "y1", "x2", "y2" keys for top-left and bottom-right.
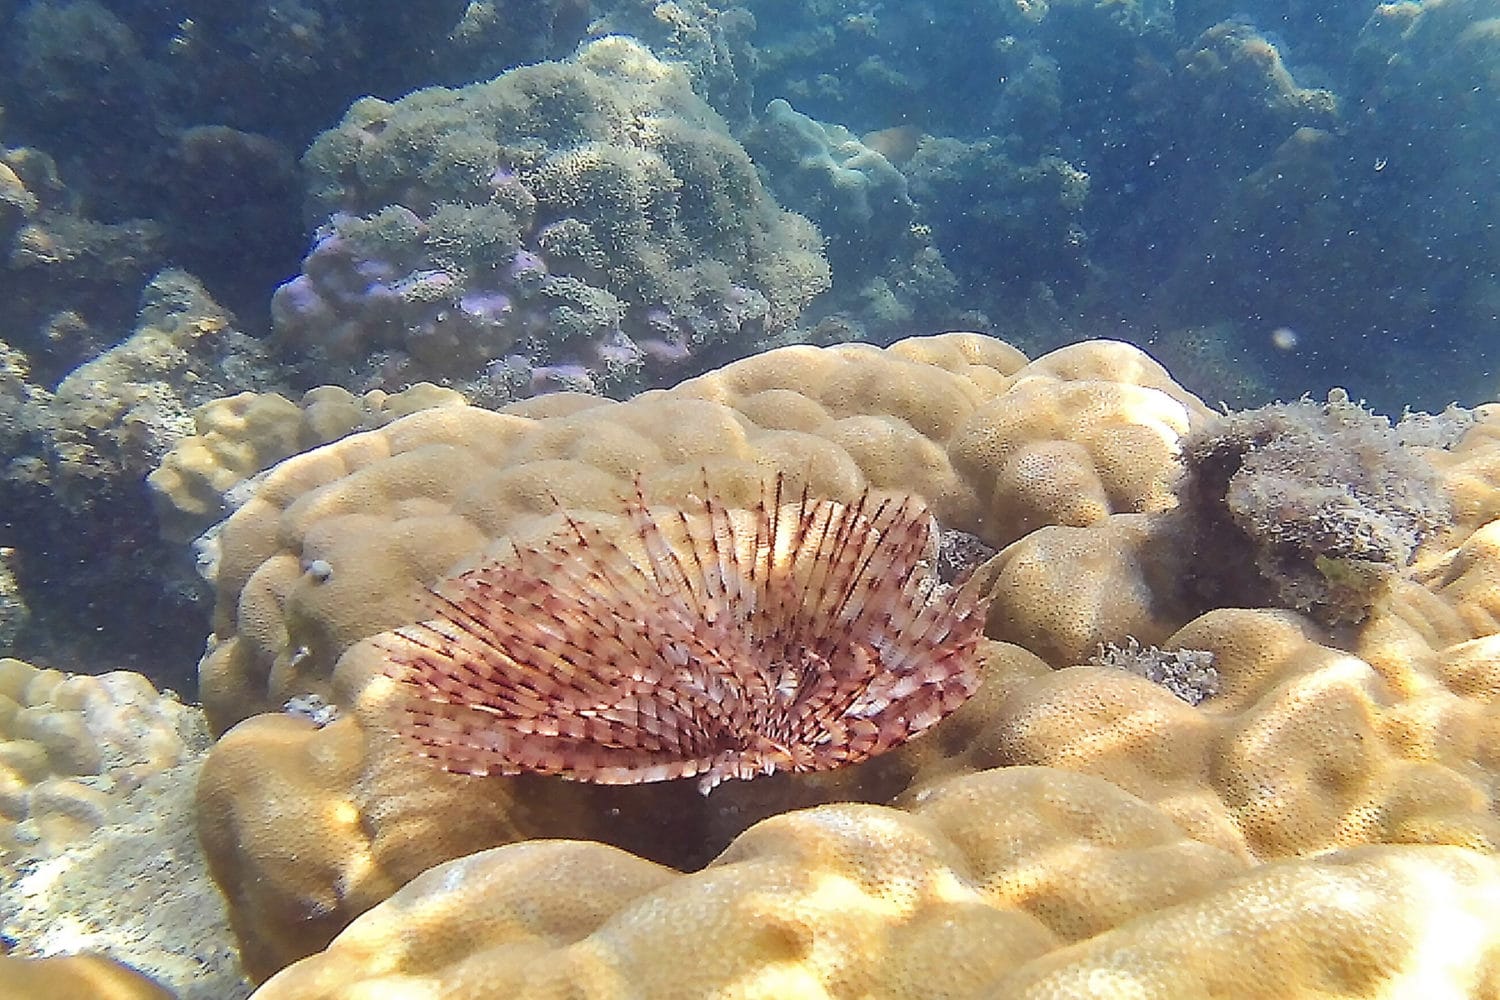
[
  {"x1": 0, "y1": 953, "x2": 175, "y2": 1000},
  {"x1": 194, "y1": 332, "x2": 1199, "y2": 977},
  {"x1": 252, "y1": 769, "x2": 1500, "y2": 1000},
  {"x1": 182, "y1": 332, "x2": 1500, "y2": 993},
  {"x1": 148, "y1": 381, "x2": 467, "y2": 546},
  {"x1": 0, "y1": 657, "x2": 203, "y2": 866},
  {"x1": 0, "y1": 658, "x2": 246, "y2": 999}
]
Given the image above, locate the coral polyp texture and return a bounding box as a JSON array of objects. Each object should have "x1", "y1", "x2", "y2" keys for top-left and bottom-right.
[
  {"x1": 275, "y1": 36, "x2": 829, "y2": 401},
  {"x1": 148, "y1": 381, "x2": 467, "y2": 546},
  {"x1": 251, "y1": 770, "x2": 1500, "y2": 1000},
  {"x1": 0, "y1": 657, "x2": 203, "y2": 866},
  {"x1": 182, "y1": 333, "x2": 1500, "y2": 993},
  {"x1": 191, "y1": 334, "x2": 1223, "y2": 974},
  {"x1": 378, "y1": 479, "x2": 984, "y2": 793}
]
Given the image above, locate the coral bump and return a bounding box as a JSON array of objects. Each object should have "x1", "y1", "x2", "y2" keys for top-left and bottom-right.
[{"x1": 377, "y1": 476, "x2": 986, "y2": 793}]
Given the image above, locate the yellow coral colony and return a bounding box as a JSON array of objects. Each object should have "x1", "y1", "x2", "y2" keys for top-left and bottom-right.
[{"x1": 183, "y1": 334, "x2": 1500, "y2": 996}]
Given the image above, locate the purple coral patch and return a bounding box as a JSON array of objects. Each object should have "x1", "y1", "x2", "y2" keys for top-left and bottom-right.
[
  {"x1": 270, "y1": 274, "x2": 331, "y2": 328},
  {"x1": 458, "y1": 291, "x2": 513, "y2": 326}
]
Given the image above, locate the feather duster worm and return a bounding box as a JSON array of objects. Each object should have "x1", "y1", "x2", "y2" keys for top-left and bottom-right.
[{"x1": 377, "y1": 477, "x2": 986, "y2": 793}]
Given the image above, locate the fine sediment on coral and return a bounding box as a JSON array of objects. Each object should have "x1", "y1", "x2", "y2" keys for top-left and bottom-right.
[{"x1": 0, "y1": 658, "x2": 248, "y2": 999}]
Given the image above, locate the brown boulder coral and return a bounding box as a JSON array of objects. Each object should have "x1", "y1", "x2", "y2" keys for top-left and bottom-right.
[
  {"x1": 253, "y1": 768, "x2": 1500, "y2": 1000},
  {"x1": 189, "y1": 334, "x2": 1220, "y2": 977},
  {"x1": 378, "y1": 478, "x2": 986, "y2": 793},
  {"x1": 180, "y1": 333, "x2": 1500, "y2": 996}
]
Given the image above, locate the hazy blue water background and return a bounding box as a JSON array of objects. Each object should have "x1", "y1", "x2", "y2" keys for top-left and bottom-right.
[{"x1": 0, "y1": 0, "x2": 1493, "y2": 703}]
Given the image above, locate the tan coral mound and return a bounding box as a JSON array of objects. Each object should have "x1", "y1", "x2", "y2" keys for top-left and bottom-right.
[
  {"x1": 148, "y1": 382, "x2": 466, "y2": 545},
  {"x1": 0, "y1": 657, "x2": 203, "y2": 866},
  {"x1": 187, "y1": 333, "x2": 1500, "y2": 990},
  {"x1": 252, "y1": 768, "x2": 1500, "y2": 1000},
  {"x1": 0, "y1": 953, "x2": 174, "y2": 1000},
  {"x1": 200, "y1": 637, "x2": 1049, "y2": 981},
  {"x1": 195, "y1": 334, "x2": 1204, "y2": 977},
  {"x1": 199, "y1": 334, "x2": 1198, "y2": 734},
  {"x1": 990, "y1": 607, "x2": 1500, "y2": 860}
]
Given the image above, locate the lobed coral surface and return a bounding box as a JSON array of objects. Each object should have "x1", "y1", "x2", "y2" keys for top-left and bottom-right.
[
  {"x1": 0, "y1": 659, "x2": 245, "y2": 999},
  {"x1": 170, "y1": 332, "x2": 1500, "y2": 996},
  {"x1": 253, "y1": 770, "x2": 1500, "y2": 1000},
  {"x1": 0, "y1": 657, "x2": 201, "y2": 866}
]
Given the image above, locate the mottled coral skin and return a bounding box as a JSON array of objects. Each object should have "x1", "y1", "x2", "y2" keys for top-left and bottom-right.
[
  {"x1": 0, "y1": 953, "x2": 174, "y2": 1000},
  {"x1": 201, "y1": 334, "x2": 1182, "y2": 732},
  {"x1": 195, "y1": 334, "x2": 1201, "y2": 976},
  {"x1": 192, "y1": 333, "x2": 1500, "y2": 992},
  {"x1": 253, "y1": 769, "x2": 1500, "y2": 1000},
  {"x1": 148, "y1": 382, "x2": 467, "y2": 544},
  {"x1": 0, "y1": 658, "x2": 201, "y2": 867}
]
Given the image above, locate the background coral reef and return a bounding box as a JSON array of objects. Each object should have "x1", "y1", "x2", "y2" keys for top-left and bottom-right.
[
  {"x1": 1, "y1": 0, "x2": 1499, "y2": 995},
  {"x1": 2, "y1": 0, "x2": 1495, "y2": 669}
]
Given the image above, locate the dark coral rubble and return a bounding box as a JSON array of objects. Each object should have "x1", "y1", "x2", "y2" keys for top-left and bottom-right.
[
  {"x1": 1179, "y1": 391, "x2": 1453, "y2": 624},
  {"x1": 0, "y1": 272, "x2": 280, "y2": 682}
]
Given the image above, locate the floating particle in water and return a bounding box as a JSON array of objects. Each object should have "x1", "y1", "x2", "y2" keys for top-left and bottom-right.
[{"x1": 1270, "y1": 326, "x2": 1299, "y2": 351}]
